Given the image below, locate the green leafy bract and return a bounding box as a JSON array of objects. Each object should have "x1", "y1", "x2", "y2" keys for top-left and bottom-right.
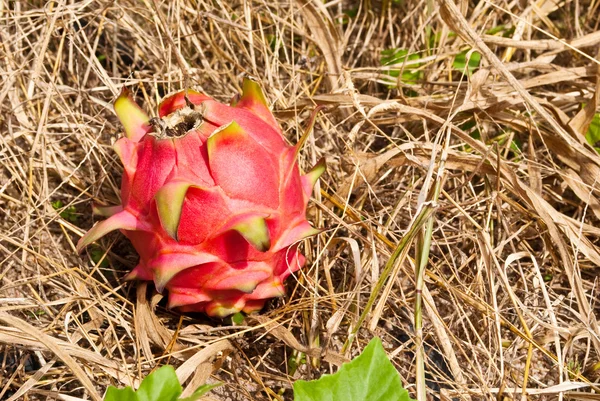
[
  {"x1": 104, "y1": 366, "x2": 220, "y2": 401},
  {"x1": 293, "y1": 338, "x2": 415, "y2": 401}
]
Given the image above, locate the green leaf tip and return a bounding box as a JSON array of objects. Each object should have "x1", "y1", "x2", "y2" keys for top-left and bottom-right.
[
  {"x1": 233, "y1": 215, "x2": 271, "y2": 252},
  {"x1": 306, "y1": 158, "x2": 326, "y2": 187},
  {"x1": 293, "y1": 338, "x2": 415, "y2": 401},
  {"x1": 241, "y1": 77, "x2": 268, "y2": 107},
  {"x1": 206, "y1": 121, "x2": 246, "y2": 158},
  {"x1": 114, "y1": 87, "x2": 152, "y2": 142},
  {"x1": 301, "y1": 158, "x2": 326, "y2": 197},
  {"x1": 155, "y1": 181, "x2": 192, "y2": 240}
]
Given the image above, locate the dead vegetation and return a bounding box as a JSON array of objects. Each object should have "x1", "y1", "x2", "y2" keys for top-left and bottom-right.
[{"x1": 1, "y1": 0, "x2": 600, "y2": 400}]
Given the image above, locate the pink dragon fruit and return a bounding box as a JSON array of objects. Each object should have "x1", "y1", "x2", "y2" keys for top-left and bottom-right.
[{"x1": 77, "y1": 78, "x2": 324, "y2": 317}]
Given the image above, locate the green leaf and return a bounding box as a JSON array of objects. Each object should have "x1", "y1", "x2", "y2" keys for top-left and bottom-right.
[
  {"x1": 105, "y1": 386, "x2": 137, "y2": 401},
  {"x1": 103, "y1": 366, "x2": 220, "y2": 401},
  {"x1": 90, "y1": 247, "x2": 109, "y2": 268},
  {"x1": 380, "y1": 48, "x2": 423, "y2": 85},
  {"x1": 104, "y1": 366, "x2": 182, "y2": 401},
  {"x1": 51, "y1": 199, "x2": 78, "y2": 222},
  {"x1": 231, "y1": 312, "x2": 245, "y2": 325},
  {"x1": 288, "y1": 350, "x2": 306, "y2": 376},
  {"x1": 136, "y1": 366, "x2": 182, "y2": 401},
  {"x1": 585, "y1": 113, "x2": 600, "y2": 149},
  {"x1": 485, "y1": 25, "x2": 508, "y2": 35},
  {"x1": 453, "y1": 49, "x2": 481, "y2": 75},
  {"x1": 508, "y1": 136, "x2": 523, "y2": 154},
  {"x1": 293, "y1": 338, "x2": 415, "y2": 401},
  {"x1": 178, "y1": 383, "x2": 222, "y2": 401},
  {"x1": 344, "y1": 6, "x2": 358, "y2": 19},
  {"x1": 265, "y1": 34, "x2": 277, "y2": 51}
]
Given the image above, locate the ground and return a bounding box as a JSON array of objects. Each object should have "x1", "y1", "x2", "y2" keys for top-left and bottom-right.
[{"x1": 1, "y1": 0, "x2": 600, "y2": 400}]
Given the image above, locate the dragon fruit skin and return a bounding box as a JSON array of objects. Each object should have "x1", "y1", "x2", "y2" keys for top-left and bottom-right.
[{"x1": 77, "y1": 79, "x2": 324, "y2": 317}]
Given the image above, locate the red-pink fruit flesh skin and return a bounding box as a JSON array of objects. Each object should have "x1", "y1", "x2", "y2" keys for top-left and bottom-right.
[{"x1": 77, "y1": 79, "x2": 324, "y2": 317}]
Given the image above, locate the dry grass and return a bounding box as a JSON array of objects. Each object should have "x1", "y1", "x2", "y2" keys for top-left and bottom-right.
[{"x1": 2, "y1": 0, "x2": 600, "y2": 400}]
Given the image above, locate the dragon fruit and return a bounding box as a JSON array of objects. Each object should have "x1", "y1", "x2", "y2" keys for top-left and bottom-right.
[{"x1": 77, "y1": 78, "x2": 324, "y2": 317}]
